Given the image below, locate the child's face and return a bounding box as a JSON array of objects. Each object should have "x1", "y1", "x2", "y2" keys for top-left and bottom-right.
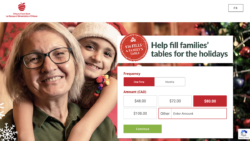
[{"x1": 79, "y1": 37, "x2": 116, "y2": 79}]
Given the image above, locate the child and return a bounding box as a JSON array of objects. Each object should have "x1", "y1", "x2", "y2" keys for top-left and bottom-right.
[{"x1": 13, "y1": 22, "x2": 131, "y2": 141}]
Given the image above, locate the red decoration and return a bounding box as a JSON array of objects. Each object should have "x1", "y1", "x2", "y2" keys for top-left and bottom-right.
[
  {"x1": 235, "y1": 125, "x2": 240, "y2": 132},
  {"x1": 96, "y1": 76, "x2": 103, "y2": 83},
  {"x1": 243, "y1": 119, "x2": 250, "y2": 127},
  {"x1": 235, "y1": 118, "x2": 241, "y2": 124},
  {"x1": 242, "y1": 22, "x2": 247, "y2": 29},
  {"x1": 0, "y1": 23, "x2": 30, "y2": 69},
  {"x1": 94, "y1": 93, "x2": 99, "y2": 98},
  {"x1": 239, "y1": 46, "x2": 250, "y2": 58}
]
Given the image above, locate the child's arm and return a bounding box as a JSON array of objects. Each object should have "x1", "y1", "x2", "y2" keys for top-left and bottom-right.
[
  {"x1": 13, "y1": 99, "x2": 35, "y2": 141},
  {"x1": 68, "y1": 77, "x2": 117, "y2": 141}
]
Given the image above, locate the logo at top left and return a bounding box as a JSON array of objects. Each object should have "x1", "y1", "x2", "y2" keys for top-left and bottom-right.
[
  {"x1": 6, "y1": 2, "x2": 37, "y2": 17},
  {"x1": 18, "y1": 2, "x2": 25, "y2": 11}
]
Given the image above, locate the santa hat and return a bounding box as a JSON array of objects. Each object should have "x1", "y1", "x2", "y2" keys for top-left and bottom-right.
[{"x1": 72, "y1": 22, "x2": 128, "y2": 70}]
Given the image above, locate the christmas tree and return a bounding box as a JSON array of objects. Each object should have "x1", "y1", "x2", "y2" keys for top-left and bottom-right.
[{"x1": 196, "y1": 22, "x2": 250, "y2": 139}]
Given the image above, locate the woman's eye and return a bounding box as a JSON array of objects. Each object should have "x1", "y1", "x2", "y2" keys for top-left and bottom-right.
[
  {"x1": 56, "y1": 52, "x2": 65, "y2": 56},
  {"x1": 30, "y1": 58, "x2": 38, "y2": 62}
]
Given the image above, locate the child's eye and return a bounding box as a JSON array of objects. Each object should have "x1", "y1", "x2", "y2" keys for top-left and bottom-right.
[
  {"x1": 85, "y1": 45, "x2": 94, "y2": 50},
  {"x1": 104, "y1": 52, "x2": 112, "y2": 57}
]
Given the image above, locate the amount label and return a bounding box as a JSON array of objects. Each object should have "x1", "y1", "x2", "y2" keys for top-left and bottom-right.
[
  {"x1": 133, "y1": 111, "x2": 147, "y2": 115},
  {"x1": 169, "y1": 99, "x2": 181, "y2": 103},
  {"x1": 204, "y1": 99, "x2": 216, "y2": 103},
  {"x1": 135, "y1": 99, "x2": 146, "y2": 103}
]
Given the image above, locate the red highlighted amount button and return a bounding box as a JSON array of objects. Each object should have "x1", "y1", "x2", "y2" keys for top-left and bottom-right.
[
  {"x1": 193, "y1": 95, "x2": 227, "y2": 107},
  {"x1": 124, "y1": 77, "x2": 154, "y2": 86}
]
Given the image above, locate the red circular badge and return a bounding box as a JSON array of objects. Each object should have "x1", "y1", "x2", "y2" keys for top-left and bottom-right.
[{"x1": 120, "y1": 33, "x2": 148, "y2": 61}]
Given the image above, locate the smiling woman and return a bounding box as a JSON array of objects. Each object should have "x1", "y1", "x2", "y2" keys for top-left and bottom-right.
[
  {"x1": 5, "y1": 23, "x2": 84, "y2": 102},
  {"x1": 21, "y1": 30, "x2": 76, "y2": 101},
  {"x1": 0, "y1": 23, "x2": 118, "y2": 141}
]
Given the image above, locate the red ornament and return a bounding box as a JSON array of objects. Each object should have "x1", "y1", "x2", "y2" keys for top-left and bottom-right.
[
  {"x1": 242, "y1": 22, "x2": 247, "y2": 29},
  {"x1": 94, "y1": 93, "x2": 99, "y2": 98},
  {"x1": 235, "y1": 118, "x2": 242, "y2": 124},
  {"x1": 235, "y1": 125, "x2": 240, "y2": 132},
  {"x1": 96, "y1": 76, "x2": 103, "y2": 83},
  {"x1": 240, "y1": 46, "x2": 250, "y2": 58},
  {"x1": 243, "y1": 119, "x2": 250, "y2": 127}
]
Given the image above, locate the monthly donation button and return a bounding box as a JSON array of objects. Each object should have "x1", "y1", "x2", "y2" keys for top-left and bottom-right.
[
  {"x1": 124, "y1": 125, "x2": 162, "y2": 133},
  {"x1": 124, "y1": 77, "x2": 154, "y2": 86},
  {"x1": 193, "y1": 95, "x2": 227, "y2": 107}
]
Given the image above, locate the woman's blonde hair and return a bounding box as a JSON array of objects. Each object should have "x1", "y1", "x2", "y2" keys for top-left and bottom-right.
[{"x1": 5, "y1": 22, "x2": 85, "y2": 102}]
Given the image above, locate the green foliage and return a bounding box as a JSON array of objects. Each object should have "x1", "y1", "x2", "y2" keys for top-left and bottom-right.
[{"x1": 200, "y1": 23, "x2": 250, "y2": 139}]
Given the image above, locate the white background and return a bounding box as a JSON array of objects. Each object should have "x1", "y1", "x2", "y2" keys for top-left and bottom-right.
[{"x1": 0, "y1": 0, "x2": 249, "y2": 22}]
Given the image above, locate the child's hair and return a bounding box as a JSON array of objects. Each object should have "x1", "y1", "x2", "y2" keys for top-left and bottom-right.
[{"x1": 72, "y1": 22, "x2": 128, "y2": 107}]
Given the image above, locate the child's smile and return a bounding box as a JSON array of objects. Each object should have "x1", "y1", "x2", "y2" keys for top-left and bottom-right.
[{"x1": 85, "y1": 62, "x2": 102, "y2": 70}]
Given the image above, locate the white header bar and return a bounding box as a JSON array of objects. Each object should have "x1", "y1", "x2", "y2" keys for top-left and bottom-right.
[{"x1": 0, "y1": 0, "x2": 249, "y2": 22}]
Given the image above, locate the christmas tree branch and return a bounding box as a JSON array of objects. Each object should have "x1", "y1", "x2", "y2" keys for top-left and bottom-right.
[
  {"x1": 242, "y1": 30, "x2": 250, "y2": 34},
  {"x1": 236, "y1": 37, "x2": 250, "y2": 49},
  {"x1": 235, "y1": 69, "x2": 250, "y2": 74}
]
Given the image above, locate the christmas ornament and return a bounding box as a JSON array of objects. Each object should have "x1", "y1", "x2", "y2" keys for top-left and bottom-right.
[
  {"x1": 233, "y1": 77, "x2": 244, "y2": 89},
  {"x1": 235, "y1": 125, "x2": 240, "y2": 132},
  {"x1": 96, "y1": 76, "x2": 103, "y2": 83},
  {"x1": 218, "y1": 28, "x2": 227, "y2": 35},
  {"x1": 94, "y1": 75, "x2": 110, "y2": 97},
  {"x1": 233, "y1": 40, "x2": 239, "y2": 47},
  {"x1": 239, "y1": 22, "x2": 243, "y2": 27},
  {"x1": 242, "y1": 22, "x2": 247, "y2": 29},
  {"x1": 243, "y1": 119, "x2": 250, "y2": 127},
  {"x1": 203, "y1": 63, "x2": 208, "y2": 66},
  {"x1": 239, "y1": 46, "x2": 250, "y2": 58},
  {"x1": 235, "y1": 118, "x2": 241, "y2": 124}
]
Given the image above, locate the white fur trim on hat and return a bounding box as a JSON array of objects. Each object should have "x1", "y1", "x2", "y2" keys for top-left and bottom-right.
[
  {"x1": 72, "y1": 22, "x2": 121, "y2": 70},
  {"x1": 72, "y1": 22, "x2": 121, "y2": 50}
]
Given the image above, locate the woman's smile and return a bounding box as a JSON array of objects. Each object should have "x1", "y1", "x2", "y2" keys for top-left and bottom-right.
[{"x1": 41, "y1": 76, "x2": 63, "y2": 83}]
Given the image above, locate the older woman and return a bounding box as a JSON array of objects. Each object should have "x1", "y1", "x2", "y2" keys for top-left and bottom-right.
[{"x1": 0, "y1": 23, "x2": 118, "y2": 141}]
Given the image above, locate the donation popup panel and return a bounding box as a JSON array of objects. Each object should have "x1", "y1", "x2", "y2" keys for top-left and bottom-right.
[{"x1": 117, "y1": 67, "x2": 233, "y2": 138}]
